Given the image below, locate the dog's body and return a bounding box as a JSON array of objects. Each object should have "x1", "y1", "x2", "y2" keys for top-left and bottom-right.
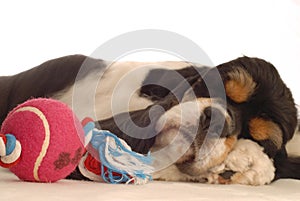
[{"x1": 0, "y1": 55, "x2": 298, "y2": 185}]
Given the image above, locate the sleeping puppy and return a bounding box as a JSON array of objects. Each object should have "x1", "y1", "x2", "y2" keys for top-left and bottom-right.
[
  {"x1": 87, "y1": 56, "x2": 297, "y2": 185},
  {"x1": 0, "y1": 55, "x2": 298, "y2": 185}
]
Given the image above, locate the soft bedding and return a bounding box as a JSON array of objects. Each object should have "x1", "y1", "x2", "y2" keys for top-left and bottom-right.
[
  {"x1": 1, "y1": 131, "x2": 300, "y2": 201},
  {"x1": 1, "y1": 166, "x2": 300, "y2": 201}
]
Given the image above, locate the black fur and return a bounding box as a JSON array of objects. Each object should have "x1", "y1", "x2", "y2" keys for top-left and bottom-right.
[
  {"x1": 0, "y1": 55, "x2": 88, "y2": 125},
  {"x1": 140, "y1": 66, "x2": 209, "y2": 101},
  {"x1": 275, "y1": 156, "x2": 300, "y2": 180}
]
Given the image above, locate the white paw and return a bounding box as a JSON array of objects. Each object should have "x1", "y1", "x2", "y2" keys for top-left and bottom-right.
[{"x1": 224, "y1": 139, "x2": 275, "y2": 185}]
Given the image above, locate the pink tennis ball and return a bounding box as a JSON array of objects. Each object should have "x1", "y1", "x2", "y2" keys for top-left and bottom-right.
[{"x1": 1, "y1": 98, "x2": 85, "y2": 182}]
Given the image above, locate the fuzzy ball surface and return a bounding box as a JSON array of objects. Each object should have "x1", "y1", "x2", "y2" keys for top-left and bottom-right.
[{"x1": 1, "y1": 98, "x2": 85, "y2": 182}]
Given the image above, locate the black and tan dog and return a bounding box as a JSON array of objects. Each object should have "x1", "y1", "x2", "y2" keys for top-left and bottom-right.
[{"x1": 0, "y1": 55, "x2": 298, "y2": 185}]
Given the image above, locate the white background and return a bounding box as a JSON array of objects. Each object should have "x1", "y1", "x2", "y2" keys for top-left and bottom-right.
[{"x1": 0, "y1": 0, "x2": 299, "y2": 104}]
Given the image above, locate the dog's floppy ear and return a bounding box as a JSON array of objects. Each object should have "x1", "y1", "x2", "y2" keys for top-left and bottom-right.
[
  {"x1": 140, "y1": 66, "x2": 210, "y2": 101},
  {"x1": 214, "y1": 56, "x2": 297, "y2": 157}
]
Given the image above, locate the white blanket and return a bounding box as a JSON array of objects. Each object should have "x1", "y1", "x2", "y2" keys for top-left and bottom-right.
[
  {"x1": 1, "y1": 131, "x2": 300, "y2": 201},
  {"x1": 1, "y1": 166, "x2": 300, "y2": 201}
]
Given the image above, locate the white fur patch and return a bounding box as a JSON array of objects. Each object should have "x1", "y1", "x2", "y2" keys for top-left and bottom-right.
[
  {"x1": 194, "y1": 138, "x2": 228, "y2": 172},
  {"x1": 207, "y1": 139, "x2": 275, "y2": 185},
  {"x1": 54, "y1": 61, "x2": 192, "y2": 120},
  {"x1": 152, "y1": 98, "x2": 231, "y2": 168},
  {"x1": 155, "y1": 100, "x2": 206, "y2": 133},
  {"x1": 151, "y1": 99, "x2": 210, "y2": 170},
  {"x1": 152, "y1": 138, "x2": 231, "y2": 182}
]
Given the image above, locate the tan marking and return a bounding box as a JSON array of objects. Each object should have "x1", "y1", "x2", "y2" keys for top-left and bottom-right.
[
  {"x1": 224, "y1": 135, "x2": 238, "y2": 151},
  {"x1": 225, "y1": 68, "x2": 256, "y2": 103},
  {"x1": 249, "y1": 117, "x2": 283, "y2": 149}
]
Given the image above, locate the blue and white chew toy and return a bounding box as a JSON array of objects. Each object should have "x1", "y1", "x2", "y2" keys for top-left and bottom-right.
[
  {"x1": 79, "y1": 119, "x2": 153, "y2": 184},
  {"x1": 0, "y1": 134, "x2": 22, "y2": 167}
]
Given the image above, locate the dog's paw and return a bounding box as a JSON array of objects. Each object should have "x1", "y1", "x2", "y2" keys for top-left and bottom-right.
[{"x1": 223, "y1": 139, "x2": 275, "y2": 185}]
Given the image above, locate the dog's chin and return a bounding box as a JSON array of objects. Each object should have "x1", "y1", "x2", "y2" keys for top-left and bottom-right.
[
  {"x1": 151, "y1": 135, "x2": 238, "y2": 183},
  {"x1": 175, "y1": 136, "x2": 237, "y2": 176}
]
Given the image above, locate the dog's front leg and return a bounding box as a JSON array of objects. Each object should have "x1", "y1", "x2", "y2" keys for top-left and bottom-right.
[{"x1": 95, "y1": 95, "x2": 179, "y2": 154}]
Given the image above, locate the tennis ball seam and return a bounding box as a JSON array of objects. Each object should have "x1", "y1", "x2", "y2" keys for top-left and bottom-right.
[{"x1": 14, "y1": 106, "x2": 50, "y2": 182}]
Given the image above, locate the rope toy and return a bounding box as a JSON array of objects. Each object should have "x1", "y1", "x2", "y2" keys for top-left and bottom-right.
[
  {"x1": 80, "y1": 118, "x2": 153, "y2": 184},
  {"x1": 0, "y1": 134, "x2": 22, "y2": 168}
]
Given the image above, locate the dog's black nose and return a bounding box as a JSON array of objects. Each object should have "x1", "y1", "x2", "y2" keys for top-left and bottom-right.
[{"x1": 200, "y1": 106, "x2": 229, "y2": 138}]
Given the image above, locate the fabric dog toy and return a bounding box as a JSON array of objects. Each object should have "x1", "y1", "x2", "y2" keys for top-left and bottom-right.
[{"x1": 0, "y1": 98, "x2": 85, "y2": 182}]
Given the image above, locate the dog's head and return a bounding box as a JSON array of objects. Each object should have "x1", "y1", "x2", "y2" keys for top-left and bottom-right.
[
  {"x1": 151, "y1": 56, "x2": 297, "y2": 178},
  {"x1": 204, "y1": 56, "x2": 297, "y2": 158},
  {"x1": 151, "y1": 97, "x2": 242, "y2": 175}
]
